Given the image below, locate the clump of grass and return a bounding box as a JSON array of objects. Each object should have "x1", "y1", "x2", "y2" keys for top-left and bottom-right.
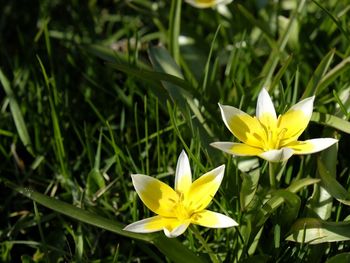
[{"x1": 1, "y1": 0, "x2": 350, "y2": 262}]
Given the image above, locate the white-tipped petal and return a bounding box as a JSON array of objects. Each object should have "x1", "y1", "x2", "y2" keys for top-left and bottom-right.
[
  {"x1": 123, "y1": 216, "x2": 164, "y2": 233},
  {"x1": 256, "y1": 88, "x2": 277, "y2": 120},
  {"x1": 288, "y1": 96, "x2": 315, "y2": 120},
  {"x1": 192, "y1": 210, "x2": 238, "y2": 228},
  {"x1": 290, "y1": 138, "x2": 338, "y2": 155},
  {"x1": 175, "y1": 150, "x2": 192, "y2": 194},
  {"x1": 185, "y1": 0, "x2": 233, "y2": 8},
  {"x1": 259, "y1": 148, "x2": 294, "y2": 162},
  {"x1": 210, "y1": 142, "x2": 263, "y2": 156},
  {"x1": 131, "y1": 174, "x2": 178, "y2": 217},
  {"x1": 163, "y1": 222, "x2": 190, "y2": 238},
  {"x1": 218, "y1": 104, "x2": 266, "y2": 147}
]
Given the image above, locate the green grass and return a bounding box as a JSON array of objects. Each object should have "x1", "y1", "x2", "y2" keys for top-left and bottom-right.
[{"x1": 1, "y1": 0, "x2": 350, "y2": 262}]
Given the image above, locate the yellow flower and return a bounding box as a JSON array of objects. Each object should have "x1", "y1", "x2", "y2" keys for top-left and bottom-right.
[
  {"x1": 124, "y1": 150, "x2": 238, "y2": 238},
  {"x1": 211, "y1": 88, "x2": 338, "y2": 162},
  {"x1": 185, "y1": 0, "x2": 233, "y2": 8}
]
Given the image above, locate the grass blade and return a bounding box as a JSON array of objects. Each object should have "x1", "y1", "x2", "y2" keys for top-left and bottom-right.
[{"x1": 0, "y1": 69, "x2": 33, "y2": 155}]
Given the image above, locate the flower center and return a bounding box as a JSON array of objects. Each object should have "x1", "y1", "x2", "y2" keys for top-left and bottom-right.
[
  {"x1": 173, "y1": 192, "x2": 193, "y2": 221},
  {"x1": 259, "y1": 115, "x2": 288, "y2": 151}
]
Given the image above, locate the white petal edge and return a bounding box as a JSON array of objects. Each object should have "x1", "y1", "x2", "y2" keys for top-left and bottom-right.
[
  {"x1": 185, "y1": 0, "x2": 232, "y2": 8},
  {"x1": 210, "y1": 141, "x2": 261, "y2": 156},
  {"x1": 163, "y1": 222, "x2": 190, "y2": 238},
  {"x1": 256, "y1": 87, "x2": 277, "y2": 120},
  {"x1": 294, "y1": 138, "x2": 338, "y2": 154},
  {"x1": 288, "y1": 96, "x2": 315, "y2": 120},
  {"x1": 259, "y1": 148, "x2": 294, "y2": 162},
  {"x1": 123, "y1": 216, "x2": 163, "y2": 233},
  {"x1": 218, "y1": 104, "x2": 250, "y2": 135},
  {"x1": 193, "y1": 210, "x2": 238, "y2": 228},
  {"x1": 175, "y1": 150, "x2": 192, "y2": 193},
  {"x1": 210, "y1": 141, "x2": 236, "y2": 155}
]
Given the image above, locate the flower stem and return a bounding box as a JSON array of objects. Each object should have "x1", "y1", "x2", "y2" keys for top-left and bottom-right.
[
  {"x1": 269, "y1": 162, "x2": 277, "y2": 189},
  {"x1": 190, "y1": 225, "x2": 220, "y2": 263}
]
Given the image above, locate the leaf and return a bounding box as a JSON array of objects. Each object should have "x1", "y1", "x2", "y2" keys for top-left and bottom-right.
[
  {"x1": 0, "y1": 69, "x2": 33, "y2": 155},
  {"x1": 317, "y1": 56, "x2": 350, "y2": 95},
  {"x1": 240, "y1": 169, "x2": 260, "y2": 210},
  {"x1": 86, "y1": 131, "x2": 105, "y2": 198},
  {"x1": 301, "y1": 49, "x2": 335, "y2": 99},
  {"x1": 286, "y1": 218, "x2": 350, "y2": 244},
  {"x1": 311, "y1": 112, "x2": 350, "y2": 134},
  {"x1": 317, "y1": 158, "x2": 350, "y2": 206},
  {"x1": 326, "y1": 253, "x2": 350, "y2": 263},
  {"x1": 256, "y1": 190, "x2": 301, "y2": 227},
  {"x1": 5, "y1": 181, "x2": 205, "y2": 263},
  {"x1": 148, "y1": 46, "x2": 217, "y2": 156},
  {"x1": 169, "y1": 0, "x2": 181, "y2": 64}
]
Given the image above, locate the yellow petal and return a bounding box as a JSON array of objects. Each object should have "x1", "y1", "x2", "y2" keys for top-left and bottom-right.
[
  {"x1": 278, "y1": 96, "x2": 314, "y2": 145},
  {"x1": 219, "y1": 104, "x2": 266, "y2": 147},
  {"x1": 287, "y1": 138, "x2": 338, "y2": 155},
  {"x1": 162, "y1": 218, "x2": 190, "y2": 238},
  {"x1": 186, "y1": 165, "x2": 225, "y2": 212},
  {"x1": 211, "y1": 142, "x2": 264, "y2": 156},
  {"x1": 192, "y1": 210, "x2": 238, "y2": 228},
  {"x1": 123, "y1": 216, "x2": 164, "y2": 233},
  {"x1": 175, "y1": 150, "x2": 192, "y2": 195},
  {"x1": 131, "y1": 174, "x2": 178, "y2": 217}
]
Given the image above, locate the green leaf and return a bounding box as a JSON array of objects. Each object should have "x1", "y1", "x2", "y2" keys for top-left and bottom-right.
[
  {"x1": 6, "y1": 182, "x2": 205, "y2": 263},
  {"x1": 317, "y1": 158, "x2": 350, "y2": 206},
  {"x1": 317, "y1": 56, "x2": 350, "y2": 95},
  {"x1": 311, "y1": 112, "x2": 350, "y2": 134},
  {"x1": 148, "y1": 46, "x2": 217, "y2": 157},
  {"x1": 301, "y1": 49, "x2": 335, "y2": 99},
  {"x1": 256, "y1": 190, "x2": 301, "y2": 227},
  {"x1": 326, "y1": 253, "x2": 350, "y2": 263},
  {"x1": 169, "y1": 0, "x2": 181, "y2": 64},
  {"x1": 86, "y1": 131, "x2": 106, "y2": 198},
  {"x1": 286, "y1": 218, "x2": 350, "y2": 244},
  {"x1": 0, "y1": 69, "x2": 33, "y2": 155},
  {"x1": 240, "y1": 169, "x2": 260, "y2": 211}
]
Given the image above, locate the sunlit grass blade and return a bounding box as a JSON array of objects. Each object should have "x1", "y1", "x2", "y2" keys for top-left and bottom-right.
[
  {"x1": 301, "y1": 49, "x2": 335, "y2": 98},
  {"x1": 286, "y1": 218, "x2": 350, "y2": 244},
  {"x1": 317, "y1": 158, "x2": 350, "y2": 206},
  {"x1": 311, "y1": 112, "x2": 350, "y2": 134},
  {"x1": 0, "y1": 69, "x2": 33, "y2": 155},
  {"x1": 169, "y1": 0, "x2": 182, "y2": 64}
]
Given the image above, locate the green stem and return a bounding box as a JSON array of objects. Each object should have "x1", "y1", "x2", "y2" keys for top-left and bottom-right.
[
  {"x1": 169, "y1": 0, "x2": 182, "y2": 64},
  {"x1": 269, "y1": 162, "x2": 277, "y2": 189},
  {"x1": 190, "y1": 225, "x2": 220, "y2": 263}
]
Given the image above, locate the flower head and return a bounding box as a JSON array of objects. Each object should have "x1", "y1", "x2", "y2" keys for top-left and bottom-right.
[
  {"x1": 185, "y1": 0, "x2": 233, "y2": 8},
  {"x1": 211, "y1": 88, "x2": 338, "y2": 162},
  {"x1": 124, "y1": 150, "x2": 237, "y2": 238}
]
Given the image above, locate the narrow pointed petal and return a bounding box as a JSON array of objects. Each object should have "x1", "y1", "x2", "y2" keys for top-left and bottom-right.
[
  {"x1": 187, "y1": 165, "x2": 225, "y2": 212},
  {"x1": 211, "y1": 142, "x2": 264, "y2": 156},
  {"x1": 162, "y1": 218, "x2": 190, "y2": 238},
  {"x1": 278, "y1": 96, "x2": 315, "y2": 143},
  {"x1": 123, "y1": 216, "x2": 164, "y2": 233},
  {"x1": 288, "y1": 138, "x2": 338, "y2": 155},
  {"x1": 219, "y1": 104, "x2": 266, "y2": 147},
  {"x1": 185, "y1": 0, "x2": 232, "y2": 8},
  {"x1": 175, "y1": 150, "x2": 192, "y2": 195},
  {"x1": 259, "y1": 148, "x2": 294, "y2": 162},
  {"x1": 256, "y1": 88, "x2": 277, "y2": 121},
  {"x1": 131, "y1": 174, "x2": 178, "y2": 217},
  {"x1": 192, "y1": 210, "x2": 238, "y2": 228}
]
